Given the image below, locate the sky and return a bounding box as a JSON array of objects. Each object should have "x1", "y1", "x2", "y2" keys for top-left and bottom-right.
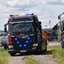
[{"x1": 0, "y1": 0, "x2": 64, "y2": 30}]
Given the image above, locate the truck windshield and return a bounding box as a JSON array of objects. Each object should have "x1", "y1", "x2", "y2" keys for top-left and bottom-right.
[{"x1": 8, "y1": 22, "x2": 34, "y2": 34}]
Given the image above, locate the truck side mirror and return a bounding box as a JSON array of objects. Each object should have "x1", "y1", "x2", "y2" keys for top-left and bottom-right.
[
  {"x1": 36, "y1": 23, "x2": 39, "y2": 28},
  {"x1": 4, "y1": 27, "x2": 7, "y2": 32},
  {"x1": 36, "y1": 22, "x2": 41, "y2": 30},
  {"x1": 39, "y1": 21, "x2": 41, "y2": 24},
  {"x1": 58, "y1": 15, "x2": 61, "y2": 19},
  {"x1": 4, "y1": 24, "x2": 7, "y2": 32}
]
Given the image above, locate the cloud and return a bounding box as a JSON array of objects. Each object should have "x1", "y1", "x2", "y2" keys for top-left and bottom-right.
[
  {"x1": 1, "y1": 0, "x2": 64, "y2": 9},
  {"x1": 26, "y1": 8, "x2": 52, "y2": 28},
  {"x1": 2, "y1": 0, "x2": 64, "y2": 7},
  {"x1": 7, "y1": 0, "x2": 47, "y2": 7},
  {"x1": 48, "y1": 0, "x2": 64, "y2": 5},
  {"x1": 0, "y1": 0, "x2": 64, "y2": 30}
]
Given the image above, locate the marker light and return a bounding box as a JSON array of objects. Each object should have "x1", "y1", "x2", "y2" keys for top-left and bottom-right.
[
  {"x1": 17, "y1": 41, "x2": 19, "y2": 44},
  {"x1": 8, "y1": 18, "x2": 10, "y2": 21},
  {"x1": 19, "y1": 45, "x2": 22, "y2": 47},
  {"x1": 26, "y1": 41, "x2": 28, "y2": 43},
  {"x1": 26, "y1": 13, "x2": 34, "y2": 16},
  {"x1": 27, "y1": 37, "x2": 30, "y2": 40},
  {"x1": 24, "y1": 44, "x2": 26, "y2": 47},
  {"x1": 15, "y1": 38, "x2": 17, "y2": 40}
]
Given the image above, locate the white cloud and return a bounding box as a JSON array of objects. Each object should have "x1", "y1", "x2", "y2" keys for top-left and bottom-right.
[
  {"x1": 1, "y1": 0, "x2": 64, "y2": 8},
  {"x1": 61, "y1": 0, "x2": 64, "y2": 3},
  {"x1": 0, "y1": 0, "x2": 64, "y2": 30},
  {"x1": 7, "y1": 0, "x2": 47, "y2": 7},
  {"x1": 48, "y1": 0, "x2": 64, "y2": 5},
  {"x1": 26, "y1": 8, "x2": 52, "y2": 28},
  {"x1": 7, "y1": 0, "x2": 18, "y2": 6},
  {"x1": 6, "y1": 0, "x2": 64, "y2": 6}
]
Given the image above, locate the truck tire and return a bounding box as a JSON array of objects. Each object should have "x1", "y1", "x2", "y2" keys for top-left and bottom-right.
[
  {"x1": 4, "y1": 46, "x2": 8, "y2": 49},
  {"x1": 41, "y1": 39, "x2": 47, "y2": 52},
  {"x1": 41, "y1": 43, "x2": 47, "y2": 52},
  {"x1": 40, "y1": 45, "x2": 43, "y2": 53},
  {"x1": 10, "y1": 53, "x2": 16, "y2": 56},
  {"x1": 38, "y1": 43, "x2": 43, "y2": 54},
  {"x1": 3, "y1": 43, "x2": 8, "y2": 49},
  {"x1": 44, "y1": 39, "x2": 47, "y2": 52},
  {"x1": 44, "y1": 43, "x2": 47, "y2": 52}
]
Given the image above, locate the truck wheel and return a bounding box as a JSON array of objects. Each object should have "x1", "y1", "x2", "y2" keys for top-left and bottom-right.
[
  {"x1": 43, "y1": 40, "x2": 47, "y2": 52},
  {"x1": 44, "y1": 44, "x2": 47, "y2": 52},
  {"x1": 10, "y1": 53, "x2": 16, "y2": 56},
  {"x1": 38, "y1": 43, "x2": 43, "y2": 54},
  {"x1": 40, "y1": 46, "x2": 43, "y2": 53},
  {"x1": 3, "y1": 43, "x2": 8, "y2": 49},
  {"x1": 4, "y1": 46, "x2": 8, "y2": 49}
]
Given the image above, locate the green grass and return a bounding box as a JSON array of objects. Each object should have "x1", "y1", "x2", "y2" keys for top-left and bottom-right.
[
  {"x1": 22, "y1": 55, "x2": 39, "y2": 64},
  {"x1": 0, "y1": 49, "x2": 10, "y2": 64},
  {"x1": 48, "y1": 46, "x2": 64, "y2": 64}
]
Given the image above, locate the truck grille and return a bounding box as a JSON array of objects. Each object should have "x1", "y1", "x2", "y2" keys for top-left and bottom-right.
[{"x1": 12, "y1": 36, "x2": 35, "y2": 50}]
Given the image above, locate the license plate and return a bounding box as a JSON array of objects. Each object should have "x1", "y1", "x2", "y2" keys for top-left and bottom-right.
[{"x1": 20, "y1": 50, "x2": 27, "y2": 52}]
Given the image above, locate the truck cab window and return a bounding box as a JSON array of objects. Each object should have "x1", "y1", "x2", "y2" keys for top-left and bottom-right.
[{"x1": 9, "y1": 22, "x2": 34, "y2": 33}]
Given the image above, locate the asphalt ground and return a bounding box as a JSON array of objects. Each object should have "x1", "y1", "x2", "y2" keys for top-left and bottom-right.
[{"x1": 48, "y1": 41, "x2": 61, "y2": 46}]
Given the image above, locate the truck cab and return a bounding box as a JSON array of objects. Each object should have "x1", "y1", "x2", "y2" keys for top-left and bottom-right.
[{"x1": 4, "y1": 13, "x2": 47, "y2": 56}]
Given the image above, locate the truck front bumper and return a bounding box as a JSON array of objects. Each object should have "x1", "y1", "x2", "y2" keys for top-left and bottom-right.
[{"x1": 8, "y1": 46, "x2": 38, "y2": 53}]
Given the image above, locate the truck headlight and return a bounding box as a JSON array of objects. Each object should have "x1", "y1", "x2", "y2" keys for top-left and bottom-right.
[
  {"x1": 8, "y1": 45, "x2": 13, "y2": 48},
  {"x1": 33, "y1": 43, "x2": 38, "y2": 46}
]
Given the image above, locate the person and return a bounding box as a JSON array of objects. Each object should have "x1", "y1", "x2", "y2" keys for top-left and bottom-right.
[
  {"x1": 48, "y1": 31, "x2": 53, "y2": 41},
  {"x1": 52, "y1": 31, "x2": 58, "y2": 40}
]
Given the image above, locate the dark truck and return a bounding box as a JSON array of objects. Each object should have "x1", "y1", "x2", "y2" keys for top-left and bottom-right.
[{"x1": 4, "y1": 13, "x2": 47, "y2": 56}]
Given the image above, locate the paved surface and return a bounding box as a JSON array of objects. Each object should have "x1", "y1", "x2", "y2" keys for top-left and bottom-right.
[
  {"x1": 34, "y1": 55, "x2": 57, "y2": 64},
  {"x1": 9, "y1": 55, "x2": 57, "y2": 64},
  {"x1": 33, "y1": 41, "x2": 59, "y2": 64},
  {"x1": 9, "y1": 41, "x2": 60, "y2": 64},
  {"x1": 48, "y1": 41, "x2": 61, "y2": 46},
  {"x1": 9, "y1": 56, "x2": 24, "y2": 64}
]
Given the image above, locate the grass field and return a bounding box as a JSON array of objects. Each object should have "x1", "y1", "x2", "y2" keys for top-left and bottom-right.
[
  {"x1": 48, "y1": 46, "x2": 64, "y2": 64},
  {"x1": 0, "y1": 49, "x2": 10, "y2": 64}
]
